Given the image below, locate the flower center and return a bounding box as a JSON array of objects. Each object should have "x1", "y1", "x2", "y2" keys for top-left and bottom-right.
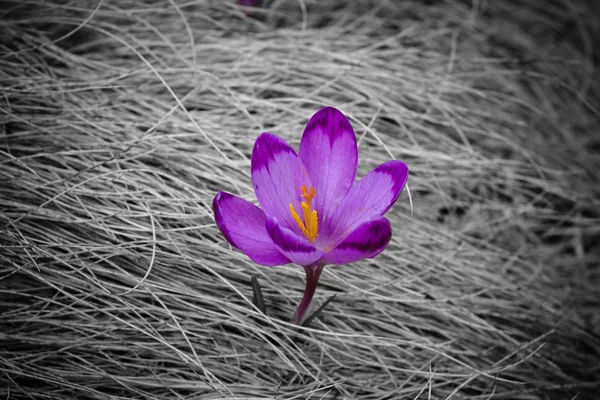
[{"x1": 289, "y1": 186, "x2": 318, "y2": 242}]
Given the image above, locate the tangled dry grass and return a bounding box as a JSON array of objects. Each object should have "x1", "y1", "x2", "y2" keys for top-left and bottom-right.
[{"x1": 1, "y1": 0, "x2": 599, "y2": 399}]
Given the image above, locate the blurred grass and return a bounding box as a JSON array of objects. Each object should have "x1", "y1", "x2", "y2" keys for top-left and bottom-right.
[{"x1": 1, "y1": 0, "x2": 599, "y2": 399}]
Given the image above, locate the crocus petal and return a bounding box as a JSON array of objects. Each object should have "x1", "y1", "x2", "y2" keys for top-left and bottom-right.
[
  {"x1": 213, "y1": 191, "x2": 290, "y2": 266},
  {"x1": 266, "y1": 217, "x2": 324, "y2": 266},
  {"x1": 251, "y1": 133, "x2": 312, "y2": 233},
  {"x1": 326, "y1": 160, "x2": 408, "y2": 240},
  {"x1": 299, "y1": 107, "x2": 358, "y2": 227},
  {"x1": 321, "y1": 217, "x2": 392, "y2": 265}
]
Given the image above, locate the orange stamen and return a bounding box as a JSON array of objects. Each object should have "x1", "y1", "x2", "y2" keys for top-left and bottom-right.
[{"x1": 289, "y1": 186, "x2": 318, "y2": 242}]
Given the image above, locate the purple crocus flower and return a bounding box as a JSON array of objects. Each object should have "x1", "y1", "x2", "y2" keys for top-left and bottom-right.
[
  {"x1": 213, "y1": 107, "x2": 409, "y2": 323},
  {"x1": 236, "y1": 0, "x2": 260, "y2": 7}
]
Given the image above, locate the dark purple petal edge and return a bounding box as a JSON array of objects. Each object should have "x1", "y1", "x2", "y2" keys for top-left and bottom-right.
[{"x1": 251, "y1": 132, "x2": 298, "y2": 173}]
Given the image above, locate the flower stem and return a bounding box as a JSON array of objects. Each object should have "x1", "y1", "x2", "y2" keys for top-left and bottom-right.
[{"x1": 292, "y1": 263, "x2": 324, "y2": 325}]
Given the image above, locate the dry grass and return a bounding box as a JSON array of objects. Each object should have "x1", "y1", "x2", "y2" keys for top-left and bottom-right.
[{"x1": 1, "y1": 0, "x2": 599, "y2": 399}]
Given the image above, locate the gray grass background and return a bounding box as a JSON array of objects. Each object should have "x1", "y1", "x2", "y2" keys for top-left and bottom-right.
[{"x1": 1, "y1": 1, "x2": 599, "y2": 399}]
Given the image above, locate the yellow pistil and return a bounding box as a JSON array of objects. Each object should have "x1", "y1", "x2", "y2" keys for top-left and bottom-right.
[{"x1": 289, "y1": 186, "x2": 318, "y2": 242}]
